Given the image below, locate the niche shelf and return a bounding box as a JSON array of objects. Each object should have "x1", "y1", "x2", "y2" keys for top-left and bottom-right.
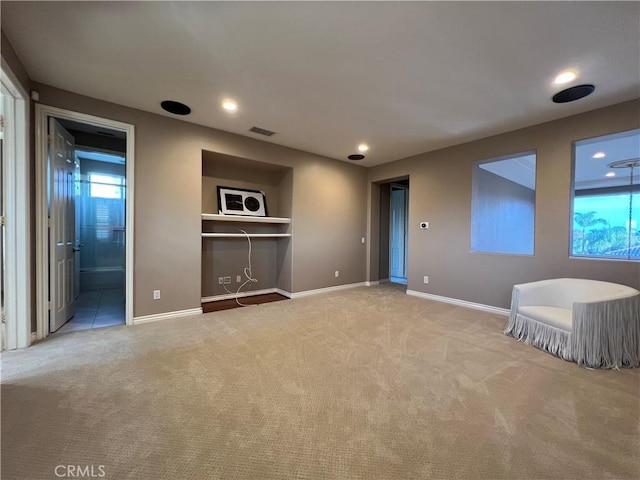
[
  {"x1": 201, "y1": 214, "x2": 292, "y2": 238},
  {"x1": 202, "y1": 233, "x2": 292, "y2": 238},
  {"x1": 201, "y1": 213, "x2": 291, "y2": 224}
]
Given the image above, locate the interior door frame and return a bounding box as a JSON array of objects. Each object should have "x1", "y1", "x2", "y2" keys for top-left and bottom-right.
[
  {"x1": 389, "y1": 183, "x2": 409, "y2": 280},
  {"x1": 0, "y1": 59, "x2": 30, "y2": 350},
  {"x1": 35, "y1": 104, "x2": 135, "y2": 338}
]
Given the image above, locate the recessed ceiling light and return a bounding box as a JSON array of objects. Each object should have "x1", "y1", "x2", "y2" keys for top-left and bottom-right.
[
  {"x1": 222, "y1": 100, "x2": 238, "y2": 112},
  {"x1": 593, "y1": 152, "x2": 606, "y2": 159},
  {"x1": 358, "y1": 144, "x2": 369, "y2": 153},
  {"x1": 554, "y1": 70, "x2": 577, "y2": 85},
  {"x1": 605, "y1": 172, "x2": 616, "y2": 177},
  {"x1": 161, "y1": 100, "x2": 191, "y2": 115}
]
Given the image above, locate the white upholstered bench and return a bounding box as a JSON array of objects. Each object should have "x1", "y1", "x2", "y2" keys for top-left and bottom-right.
[{"x1": 504, "y1": 278, "x2": 640, "y2": 368}]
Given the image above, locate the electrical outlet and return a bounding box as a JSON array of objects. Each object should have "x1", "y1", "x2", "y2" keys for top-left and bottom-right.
[
  {"x1": 224, "y1": 276, "x2": 231, "y2": 284},
  {"x1": 236, "y1": 275, "x2": 242, "y2": 283},
  {"x1": 423, "y1": 276, "x2": 429, "y2": 284},
  {"x1": 153, "y1": 290, "x2": 161, "y2": 300},
  {"x1": 335, "y1": 270, "x2": 340, "y2": 278},
  {"x1": 218, "y1": 277, "x2": 224, "y2": 285}
]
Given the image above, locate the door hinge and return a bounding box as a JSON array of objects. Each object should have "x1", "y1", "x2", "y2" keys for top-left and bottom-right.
[
  {"x1": 47, "y1": 218, "x2": 53, "y2": 228},
  {"x1": 0, "y1": 216, "x2": 5, "y2": 226},
  {"x1": 1, "y1": 312, "x2": 5, "y2": 323},
  {"x1": 48, "y1": 301, "x2": 53, "y2": 311}
]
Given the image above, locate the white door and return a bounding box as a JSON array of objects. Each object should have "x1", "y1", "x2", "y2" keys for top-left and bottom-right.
[
  {"x1": 49, "y1": 118, "x2": 76, "y2": 332},
  {"x1": 73, "y1": 155, "x2": 81, "y2": 301},
  {"x1": 390, "y1": 186, "x2": 408, "y2": 279}
]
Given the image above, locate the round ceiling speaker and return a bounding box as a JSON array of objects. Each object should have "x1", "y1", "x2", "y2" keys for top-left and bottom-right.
[
  {"x1": 161, "y1": 100, "x2": 191, "y2": 115},
  {"x1": 348, "y1": 154, "x2": 365, "y2": 161},
  {"x1": 552, "y1": 85, "x2": 595, "y2": 104}
]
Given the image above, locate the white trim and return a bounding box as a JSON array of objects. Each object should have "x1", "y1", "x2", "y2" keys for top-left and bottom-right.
[
  {"x1": 35, "y1": 104, "x2": 135, "y2": 340},
  {"x1": 290, "y1": 282, "x2": 368, "y2": 299},
  {"x1": 133, "y1": 308, "x2": 203, "y2": 325},
  {"x1": 365, "y1": 281, "x2": 380, "y2": 286},
  {"x1": 201, "y1": 288, "x2": 278, "y2": 303},
  {"x1": 1, "y1": 59, "x2": 31, "y2": 350},
  {"x1": 202, "y1": 233, "x2": 291, "y2": 238},
  {"x1": 202, "y1": 289, "x2": 295, "y2": 303},
  {"x1": 0, "y1": 58, "x2": 28, "y2": 99},
  {"x1": 275, "y1": 288, "x2": 293, "y2": 299},
  {"x1": 406, "y1": 289, "x2": 510, "y2": 316},
  {"x1": 202, "y1": 213, "x2": 291, "y2": 224}
]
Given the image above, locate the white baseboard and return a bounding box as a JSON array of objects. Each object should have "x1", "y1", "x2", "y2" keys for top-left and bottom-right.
[
  {"x1": 133, "y1": 307, "x2": 203, "y2": 325},
  {"x1": 365, "y1": 281, "x2": 380, "y2": 286},
  {"x1": 201, "y1": 288, "x2": 281, "y2": 303},
  {"x1": 406, "y1": 290, "x2": 510, "y2": 316},
  {"x1": 291, "y1": 282, "x2": 367, "y2": 299},
  {"x1": 275, "y1": 288, "x2": 293, "y2": 299}
]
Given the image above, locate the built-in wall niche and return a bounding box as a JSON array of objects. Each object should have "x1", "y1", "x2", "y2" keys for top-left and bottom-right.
[{"x1": 201, "y1": 151, "x2": 293, "y2": 302}]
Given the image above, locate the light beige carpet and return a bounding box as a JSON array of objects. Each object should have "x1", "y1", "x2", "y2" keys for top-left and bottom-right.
[{"x1": 2, "y1": 284, "x2": 639, "y2": 479}]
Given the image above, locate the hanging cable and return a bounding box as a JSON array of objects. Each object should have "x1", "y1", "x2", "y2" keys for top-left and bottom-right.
[{"x1": 222, "y1": 229, "x2": 258, "y2": 307}]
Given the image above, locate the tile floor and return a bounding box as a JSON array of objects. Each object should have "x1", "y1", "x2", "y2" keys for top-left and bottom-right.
[{"x1": 55, "y1": 288, "x2": 125, "y2": 334}]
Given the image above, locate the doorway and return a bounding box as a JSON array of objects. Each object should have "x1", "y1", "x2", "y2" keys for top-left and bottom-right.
[
  {"x1": 374, "y1": 177, "x2": 409, "y2": 287},
  {"x1": 55, "y1": 120, "x2": 127, "y2": 334},
  {"x1": 390, "y1": 182, "x2": 408, "y2": 284},
  {"x1": 0, "y1": 62, "x2": 30, "y2": 351},
  {"x1": 36, "y1": 105, "x2": 135, "y2": 339}
]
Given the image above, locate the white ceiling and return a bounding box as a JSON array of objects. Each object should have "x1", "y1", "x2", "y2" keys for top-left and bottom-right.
[
  {"x1": 479, "y1": 153, "x2": 536, "y2": 190},
  {"x1": 2, "y1": 2, "x2": 639, "y2": 167},
  {"x1": 574, "y1": 128, "x2": 640, "y2": 189}
]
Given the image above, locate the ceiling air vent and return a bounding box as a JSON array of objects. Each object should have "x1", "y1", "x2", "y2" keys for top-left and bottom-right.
[{"x1": 249, "y1": 126, "x2": 276, "y2": 137}]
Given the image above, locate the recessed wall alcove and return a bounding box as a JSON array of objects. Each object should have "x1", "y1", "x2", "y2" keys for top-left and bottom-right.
[{"x1": 201, "y1": 151, "x2": 293, "y2": 302}]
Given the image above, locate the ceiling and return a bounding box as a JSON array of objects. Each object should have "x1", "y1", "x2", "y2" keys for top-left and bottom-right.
[
  {"x1": 479, "y1": 153, "x2": 536, "y2": 190},
  {"x1": 574, "y1": 128, "x2": 640, "y2": 189},
  {"x1": 2, "y1": 2, "x2": 639, "y2": 167}
]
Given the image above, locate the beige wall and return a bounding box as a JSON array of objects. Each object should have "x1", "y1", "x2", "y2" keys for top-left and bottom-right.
[
  {"x1": 1, "y1": 31, "x2": 30, "y2": 92},
  {"x1": 33, "y1": 83, "x2": 369, "y2": 317},
  {"x1": 369, "y1": 99, "x2": 640, "y2": 309},
  {"x1": 14, "y1": 74, "x2": 640, "y2": 320}
]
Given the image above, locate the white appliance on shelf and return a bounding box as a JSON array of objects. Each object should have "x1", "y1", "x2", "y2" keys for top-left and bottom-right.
[{"x1": 217, "y1": 186, "x2": 267, "y2": 217}]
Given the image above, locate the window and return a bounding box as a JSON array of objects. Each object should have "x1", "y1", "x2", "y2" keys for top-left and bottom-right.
[
  {"x1": 90, "y1": 173, "x2": 123, "y2": 199},
  {"x1": 572, "y1": 129, "x2": 640, "y2": 260},
  {"x1": 471, "y1": 152, "x2": 536, "y2": 255}
]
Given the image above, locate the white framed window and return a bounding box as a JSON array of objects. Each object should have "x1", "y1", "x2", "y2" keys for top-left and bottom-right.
[
  {"x1": 571, "y1": 129, "x2": 640, "y2": 261},
  {"x1": 90, "y1": 173, "x2": 123, "y2": 199}
]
